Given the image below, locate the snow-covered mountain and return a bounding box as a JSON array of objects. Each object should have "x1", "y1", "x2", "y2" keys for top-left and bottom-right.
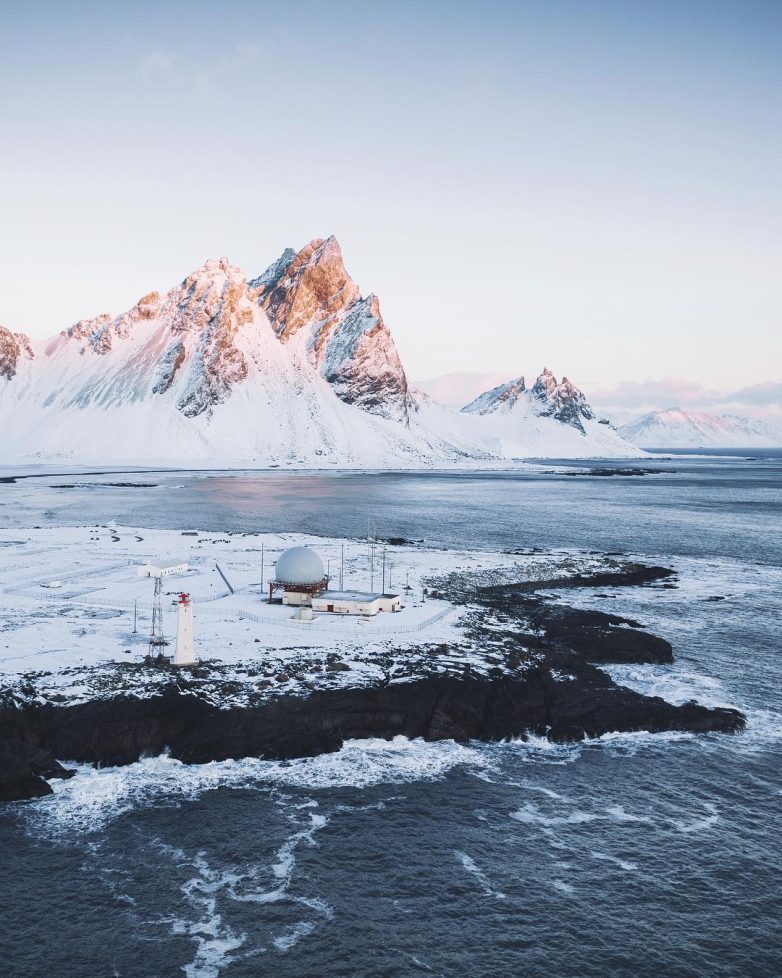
[
  {"x1": 0, "y1": 238, "x2": 641, "y2": 465},
  {"x1": 620, "y1": 409, "x2": 782, "y2": 449},
  {"x1": 458, "y1": 369, "x2": 637, "y2": 458}
]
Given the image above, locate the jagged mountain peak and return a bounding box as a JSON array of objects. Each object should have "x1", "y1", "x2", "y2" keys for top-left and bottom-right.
[
  {"x1": 0, "y1": 325, "x2": 34, "y2": 379},
  {"x1": 0, "y1": 239, "x2": 643, "y2": 463},
  {"x1": 463, "y1": 368, "x2": 596, "y2": 433},
  {"x1": 252, "y1": 237, "x2": 411, "y2": 423},
  {"x1": 255, "y1": 235, "x2": 360, "y2": 343},
  {"x1": 462, "y1": 376, "x2": 527, "y2": 414}
]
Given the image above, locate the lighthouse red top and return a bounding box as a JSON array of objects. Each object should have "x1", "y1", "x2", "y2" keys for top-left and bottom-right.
[{"x1": 178, "y1": 593, "x2": 190, "y2": 605}]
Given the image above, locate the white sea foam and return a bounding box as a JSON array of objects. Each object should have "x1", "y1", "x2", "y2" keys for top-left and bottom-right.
[
  {"x1": 668, "y1": 803, "x2": 720, "y2": 834},
  {"x1": 510, "y1": 801, "x2": 600, "y2": 827},
  {"x1": 590, "y1": 851, "x2": 638, "y2": 871},
  {"x1": 23, "y1": 737, "x2": 489, "y2": 837},
  {"x1": 169, "y1": 852, "x2": 250, "y2": 978},
  {"x1": 551, "y1": 879, "x2": 575, "y2": 895},
  {"x1": 603, "y1": 664, "x2": 729, "y2": 709},
  {"x1": 605, "y1": 805, "x2": 651, "y2": 823},
  {"x1": 454, "y1": 851, "x2": 506, "y2": 899},
  {"x1": 160, "y1": 804, "x2": 335, "y2": 972}
]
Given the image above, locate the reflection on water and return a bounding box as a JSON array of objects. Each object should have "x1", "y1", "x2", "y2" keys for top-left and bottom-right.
[{"x1": 7, "y1": 457, "x2": 779, "y2": 565}]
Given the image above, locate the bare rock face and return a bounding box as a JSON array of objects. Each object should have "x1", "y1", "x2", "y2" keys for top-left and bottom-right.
[
  {"x1": 158, "y1": 258, "x2": 251, "y2": 418},
  {"x1": 0, "y1": 326, "x2": 34, "y2": 379},
  {"x1": 253, "y1": 237, "x2": 360, "y2": 343},
  {"x1": 313, "y1": 294, "x2": 412, "y2": 420},
  {"x1": 530, "y1": 368, "x2": 595, "y2": 432},
  {"x1": 64, "y1": 293, "x2": 163, "y2": 356},
  {"x1": 462, "y1": 376, "x2": 527, "y2": 414},
  {"x1": 253, "y1": 237, "x2": 412, "y2": 422},
  {"x1": 463, "y1": 368, "x2": 596, "y2": 433}
]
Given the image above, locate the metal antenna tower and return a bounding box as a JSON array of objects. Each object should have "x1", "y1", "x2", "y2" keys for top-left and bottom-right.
[
  {"x1": 340, "y1": 543, "x2": 344, "y2": 590},
  {"x1": 149, "y1": 576, "x2": 168, "y2": 653}
]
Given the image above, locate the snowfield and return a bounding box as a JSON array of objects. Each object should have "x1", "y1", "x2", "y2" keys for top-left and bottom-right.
[{"x1": 0, "y1": 523, "x2": 614, "y2": 707}]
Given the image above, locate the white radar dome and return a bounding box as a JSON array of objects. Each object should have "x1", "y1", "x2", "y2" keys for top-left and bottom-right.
[{"x1": 274, "y1": 546, "x2": 325, "y2": 586}]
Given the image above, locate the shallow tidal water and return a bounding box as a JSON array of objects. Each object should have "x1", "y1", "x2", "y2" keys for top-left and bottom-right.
[{"x1": 1, "y1": 457, "x2": 781, "y2": 977}]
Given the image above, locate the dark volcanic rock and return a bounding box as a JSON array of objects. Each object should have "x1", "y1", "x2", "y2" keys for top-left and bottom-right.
[
  {"x1": 0, "y1": 740, "x2": 74, "y2": 801},
  {"x1": 0, "y1": 558, "x2": 747, "y2": 803},
  {"x1": 0, "y1": 672, "x2": 745, "y2": 801},
  {"x1": 530, "y1": 605, "x2": 674, "y2": 664}
]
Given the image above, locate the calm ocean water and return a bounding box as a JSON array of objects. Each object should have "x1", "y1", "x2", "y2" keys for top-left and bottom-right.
[{"x1": 2, "y1": 458, "x2": 781, "y2": 977}]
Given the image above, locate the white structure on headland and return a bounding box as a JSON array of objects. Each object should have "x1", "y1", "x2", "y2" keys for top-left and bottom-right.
[
  {"x1": 312, "y1": 591, "x2": 401, "y2": 616},
  {"x1": 173, "y1": 592, "x2": 196, "y2": 665},
  {"x1": 269, "y1": 545, "x2": 401, "y2": 617},
  {"x1": 137, "y1": 559, "x2": 189, "y2": 578},
  {"x1": 269, "y1": 546, "x2": 329, "y2": 605}
]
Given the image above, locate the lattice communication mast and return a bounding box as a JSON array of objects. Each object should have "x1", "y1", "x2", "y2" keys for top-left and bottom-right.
[{"x1": 148, "y1": 576, "x2": 169, "y2": 653}]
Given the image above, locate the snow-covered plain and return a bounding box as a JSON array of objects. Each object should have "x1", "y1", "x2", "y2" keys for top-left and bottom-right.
[{"x1": 0, "y1": 522, "x2": 612, "y2": 706}]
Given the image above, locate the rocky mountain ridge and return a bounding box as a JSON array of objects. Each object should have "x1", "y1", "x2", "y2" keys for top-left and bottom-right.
[
  {"x1": 0, "y1": 326, "x2": 33, "y2": 380},
  {"x1": 0, "y1": 238, "x2": 640, "y2": 463},
  {"x1": 462, "y1": 367, "x2": 605, "y2": 434}
]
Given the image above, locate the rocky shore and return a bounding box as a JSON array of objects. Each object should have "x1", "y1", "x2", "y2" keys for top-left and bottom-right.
[{"x1": 0, "y1": 561, "x2": 746, "y2": 802}]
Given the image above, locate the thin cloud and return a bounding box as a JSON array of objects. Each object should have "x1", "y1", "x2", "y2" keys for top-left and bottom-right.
[{"x1": 138, "y1": 50, "x2": 176, "y2": 79}]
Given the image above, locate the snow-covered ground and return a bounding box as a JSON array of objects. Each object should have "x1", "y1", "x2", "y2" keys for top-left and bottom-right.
[
  {"x1": 0, "y1": 523, "x2": 611, "y2": 705},
  {"x1": 620, "y1": 408, "x2": 782, "y2": 449}
]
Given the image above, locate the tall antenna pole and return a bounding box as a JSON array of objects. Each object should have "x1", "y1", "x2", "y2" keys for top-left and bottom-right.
[
  {"x1": 149, "y1": 576, "x2": 168, "y2": 654},
  {"x1": 340, "y1": 543, "x2": 344, "y2": 590},
  {"x1": 260, "y1": 541, "x2": 264, "y2": 589},
  {"x1": 132, "y1": 599, "x2": 137, "y2": 634},
  {"x1": 382, "y1": 546, "x2": 386, "y2": 593}
]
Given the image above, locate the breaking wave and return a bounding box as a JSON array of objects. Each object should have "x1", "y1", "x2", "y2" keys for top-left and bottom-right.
[{"x1": 22, "y1": 737, "x2": 490, "y2": 837}]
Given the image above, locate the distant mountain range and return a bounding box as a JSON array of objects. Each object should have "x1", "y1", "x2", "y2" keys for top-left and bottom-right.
[
  {"x1": 0, "y1": 238, "x2": 640, "y2": 465},
  {"x1": 620, "y1": 409, "x2": 782, "y2": 449}
]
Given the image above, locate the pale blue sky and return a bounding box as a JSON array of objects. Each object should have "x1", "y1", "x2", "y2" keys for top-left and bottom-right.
[{"x1": 1, "y1": 0, "x2": 779, "y2": 391}]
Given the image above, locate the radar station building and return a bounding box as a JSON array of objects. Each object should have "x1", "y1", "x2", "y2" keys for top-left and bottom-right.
[
  {"x1": 269, "y1": 545, "x2": 401, "y2": 616},
  {"x1": 137, "y1": 559, "x2": 189, "y2": 578}
]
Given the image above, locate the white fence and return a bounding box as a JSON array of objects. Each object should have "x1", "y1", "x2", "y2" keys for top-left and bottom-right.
[
  {"x1": 3, "y1": 560, "x2": 134, "y2": 592},
  {"x1": 3, "y1": 577, "x2": 456, "y2": 639},
  {"x1": 230, "y1": 604, "x2": 454, "y2": 637}
]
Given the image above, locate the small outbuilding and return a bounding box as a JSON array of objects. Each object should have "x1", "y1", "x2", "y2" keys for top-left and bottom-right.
[
  {"x1": 137, "y1": 559, "x2": 189, "y2": 578},
  {"x1": 312, "y1": 591, "x2": 402, "y2": 616}
]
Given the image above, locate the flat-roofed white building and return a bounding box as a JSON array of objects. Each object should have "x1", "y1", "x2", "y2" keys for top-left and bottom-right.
[
  {"x1": 137, "y1": 559, "x2": 189, "y2": 578},
  {"x1": 311, "y1": 591, "x2": 402, "y2": 616}
]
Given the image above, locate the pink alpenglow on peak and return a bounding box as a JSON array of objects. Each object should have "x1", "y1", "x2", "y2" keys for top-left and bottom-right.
[
  {"x1": 252, "y1": 237, "x2": 412, "y2": 423},
  {"x1": 620, "y1": 408, "x2": 782, "y2": 448},
  {"x1": 0, "y1": 325, "x2": 34, "y2": 380},
  {"x1": 0, "y1": 238, "x2": 640, "y2": 464}
]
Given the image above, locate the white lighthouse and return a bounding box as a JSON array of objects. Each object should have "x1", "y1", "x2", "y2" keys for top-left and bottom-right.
[{"x1": 173, "y1": 592, "x2": 196, "y2": 666}]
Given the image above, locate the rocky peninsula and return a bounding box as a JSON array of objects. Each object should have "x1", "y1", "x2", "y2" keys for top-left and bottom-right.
[{"x1": 0, "y1": 560, "x2": 745, "y2": 802}]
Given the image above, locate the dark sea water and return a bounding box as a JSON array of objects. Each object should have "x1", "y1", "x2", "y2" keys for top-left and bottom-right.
[{"x1": 1, "y1": 458, "x2": 781, "y2": 978}]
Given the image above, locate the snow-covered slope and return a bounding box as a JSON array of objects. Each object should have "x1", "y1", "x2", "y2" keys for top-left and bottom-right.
[
  {"x1": 0, "y1": 239, "x2": 641, "y2": 465},
  {"x1": 620, "y1": 409, "x2": 782, "y2": 449},
  {"x1": 459, "y1": 369, "x2": 641, "y2": 458}
]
